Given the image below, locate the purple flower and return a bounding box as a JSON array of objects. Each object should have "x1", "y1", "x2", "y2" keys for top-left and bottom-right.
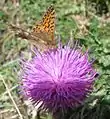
[{"x1": 21, "y1": 43, "x2": 98, "y2": 114}]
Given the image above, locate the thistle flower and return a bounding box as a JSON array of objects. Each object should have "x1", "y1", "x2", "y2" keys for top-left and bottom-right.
[{"x1": 21, "y1": 42, "x2": 98, "y2": 118}]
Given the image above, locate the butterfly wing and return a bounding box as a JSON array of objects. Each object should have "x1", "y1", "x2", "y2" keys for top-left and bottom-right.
[{"x1": 32, "y1": 5, "x2": 55, "y2": 42}]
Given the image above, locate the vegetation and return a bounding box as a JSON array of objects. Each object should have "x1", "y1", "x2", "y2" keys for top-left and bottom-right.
[{"x1": 0, "y1": 0, "x2": 110, "y2": 119}]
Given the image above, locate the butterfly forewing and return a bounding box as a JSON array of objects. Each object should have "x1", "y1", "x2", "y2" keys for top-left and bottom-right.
[{"x1": 32, "y1": 5, "x2": 55, "y2": 41}]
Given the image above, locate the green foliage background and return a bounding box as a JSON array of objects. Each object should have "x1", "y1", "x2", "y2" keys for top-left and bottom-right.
[{"x1": 0, "y1": 0, "x2": 110, "y2": 119}]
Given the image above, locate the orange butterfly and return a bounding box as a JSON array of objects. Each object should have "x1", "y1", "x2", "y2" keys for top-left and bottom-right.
[
  {"x1": 31, "y1": 5, "x2": 56, "y2": 51},
  {"x1": 10, "y1": 6, "x2": 56, "y2": 52}
]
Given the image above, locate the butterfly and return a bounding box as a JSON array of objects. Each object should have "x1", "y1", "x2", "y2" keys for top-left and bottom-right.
[
  {"x1": 31, "y1": 5, "x2": 56, "y2": 51},
  {"x1": 10, "y1": 6, "x2": 56, "y2": 52}
]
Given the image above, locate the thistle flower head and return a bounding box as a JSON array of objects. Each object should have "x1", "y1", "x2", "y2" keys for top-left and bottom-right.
[{"x1": 21, "y1": 43, "x2": 98, "y2": 114}]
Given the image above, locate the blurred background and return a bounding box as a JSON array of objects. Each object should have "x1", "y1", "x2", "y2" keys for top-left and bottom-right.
[{"x1": 0, "y1": 0, "x2": 110, "y2": 119}]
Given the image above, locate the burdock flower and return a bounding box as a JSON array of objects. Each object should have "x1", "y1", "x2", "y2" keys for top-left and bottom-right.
[{"x1": 20, "y1": 42, "x2": 98, "y2": 118}]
